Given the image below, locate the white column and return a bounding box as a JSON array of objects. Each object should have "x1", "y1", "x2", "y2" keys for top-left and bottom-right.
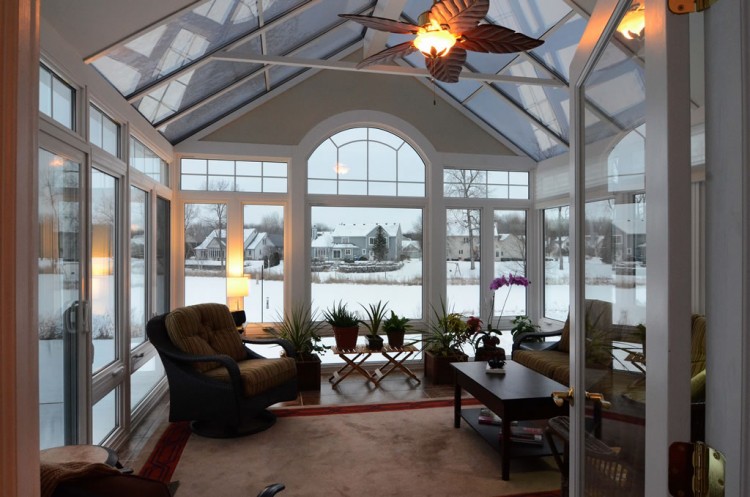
[
  {"x1": 0, "y1": 1, "x2": 41, "y2": 496},
  {"x1": 704, "y1": 0, "x2": 750, "y2": 493}
]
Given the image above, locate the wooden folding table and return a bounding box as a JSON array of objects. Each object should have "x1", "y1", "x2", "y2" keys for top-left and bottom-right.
[{"x1": 329, "y1": 344, "x2": 421, "y2": 388}]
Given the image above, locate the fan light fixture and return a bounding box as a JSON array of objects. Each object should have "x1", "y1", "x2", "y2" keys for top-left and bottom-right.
[
  {"x1": 413, "y1": 19, "x2": 457, "y2": 57},
  {"x1": 618, "y1": 2, "x2": 645, "y2": 40},
  {"x1": 340, "y1": 0, "x2": 543, "y2": 83}
]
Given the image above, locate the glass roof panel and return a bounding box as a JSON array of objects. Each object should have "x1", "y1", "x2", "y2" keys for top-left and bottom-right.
[
  {"x1": 159, "y1": 73, "x2": 267, "y2": 142},
  {"x1": 465, "y1": 88, "x2": 565, "y2": 160},
  {"x1": 435, "y1": 78, "x2": 482, "y2": 103},
  {"x1": 265, "y1": 0, "x2": 373, "y2": 56},
  {"x1": 531, "y1": 14, "x2": 586, "y2": 81},
  {"x1": 485, "y1": 0, "x2": 571, "y2": 39},
  {"x1": 134, "y1": 38, "x2": 263, "y2": 124},
  {"x1": 92, "y1": 0, "x2": 274, "y2": 95},
  {"x1": 585, "y1": 43, "x2": 645, "y2": 130},
  {"x1": 493, "y1": 59, "x2": 568, "y2": 139}
]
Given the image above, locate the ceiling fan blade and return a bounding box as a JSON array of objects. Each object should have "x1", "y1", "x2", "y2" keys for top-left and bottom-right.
[
  {"x1": 356, "y1": 41, "x2": 418, "y2": 69},
  {"x1": 425, "y1": 47, "x2": 467, "y2": 83},
  {"x1": 460, "y1": 25, "x2": 544, "y2": 53},
  {"x1": 339, "y1": 14, "x2": 420, "y2": 34},
  {"x1": 428, "y1": 0, "x2": 490, "y2": 34}
]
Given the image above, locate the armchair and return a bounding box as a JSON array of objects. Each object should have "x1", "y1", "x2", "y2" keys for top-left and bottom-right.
[{"x1": 146, "y1": 303, "x2": 298, "y2": 438}]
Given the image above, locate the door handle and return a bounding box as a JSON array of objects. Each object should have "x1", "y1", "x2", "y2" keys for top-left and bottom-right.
[
  {"x1": 552, "y1": 387, "x2": 574, "y2": 407},
  {"x1": 585, "y1": 391, "x2": 612, "y2": 409}
]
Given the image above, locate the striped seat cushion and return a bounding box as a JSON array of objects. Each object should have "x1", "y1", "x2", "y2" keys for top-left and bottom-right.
[
  {"x1": 203, "y1": 357, "x2": 297, "y2": 397},
  {"x1": 165, "y1": 303, "x2": 247, "y2": 372},
  {"x1": 513, "y1": 350, "x2": 571, "y2": 385}
]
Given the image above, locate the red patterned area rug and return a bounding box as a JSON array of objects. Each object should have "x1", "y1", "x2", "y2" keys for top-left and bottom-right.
[{"x1": 138, "y1": 398, "x2": 561, "y2": 496}]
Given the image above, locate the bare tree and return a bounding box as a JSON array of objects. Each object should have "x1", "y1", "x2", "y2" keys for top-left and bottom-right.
[
  {"x1": 445, "y1": 169, "x2": 486, "y2": 270},
  {"x1": 257, "y1": 211, "x2": 283, "y2": 235}
]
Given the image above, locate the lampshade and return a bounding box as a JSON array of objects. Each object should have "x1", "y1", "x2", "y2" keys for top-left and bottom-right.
[
  {"x1": 617, "y1": 2, "x2": 645, "y2": 40},
  {"x1": 413, "y1": 20, "x2": 457, "y2": 57},
  {"x1": 226, "y1": 276, "x2": 249, "y2": 298}
]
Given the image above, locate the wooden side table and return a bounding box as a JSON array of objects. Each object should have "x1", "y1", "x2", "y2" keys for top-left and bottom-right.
[{"x1": 329, "y1": 344, "x2": 421, "y2": 388}]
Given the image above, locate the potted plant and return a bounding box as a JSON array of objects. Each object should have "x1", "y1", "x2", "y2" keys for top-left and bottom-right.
[
  {"x1": 268, "y1": 302, "x2": 329, "y2": 391},
  {"x1": 423, "y1": 300, "x2": 471, "y2": 384},
  {"x1": 323, "y1": 300, "x2": 360, "y2": 350},
  {"x1": 360, "y1": 300, "x2": 388, "y2": 350},
  {"x1": 382, "y1": 311, "x2": 412, "y2": 348},
  {"x1": 468, "y1": 316, "x2": 506, "y2": 362},
  {"x1": 509, "y1": 315, "x2": 540, "y2": 341}
]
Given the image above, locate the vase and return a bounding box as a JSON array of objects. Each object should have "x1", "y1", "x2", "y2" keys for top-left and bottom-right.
[
  {"x1": 333, "y1": 325, "x2": 359, "y2": 350},
  {"x1": 424, "y1": 350, "x2": 468, "y2": 385}
]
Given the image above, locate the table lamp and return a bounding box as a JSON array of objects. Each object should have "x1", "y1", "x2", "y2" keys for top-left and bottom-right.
[{"x1": 226, "y1": 276, "x2": 249, "y2": 311}]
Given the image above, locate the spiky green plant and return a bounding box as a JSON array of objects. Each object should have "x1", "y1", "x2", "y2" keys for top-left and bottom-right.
[
  {"x1": 322, "y1": 300, "x2": 360, "y2": 328},
  {"x1": 269, "y1": 302, "x2": 328, "y2": 360},
  {"x1": 360, "y1": 300, "x2": 389, "y2": 337}
]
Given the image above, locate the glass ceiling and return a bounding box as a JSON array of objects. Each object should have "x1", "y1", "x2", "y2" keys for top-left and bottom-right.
[{"x1": 89, "y1": 0, "x2": 644, "y2": 160}]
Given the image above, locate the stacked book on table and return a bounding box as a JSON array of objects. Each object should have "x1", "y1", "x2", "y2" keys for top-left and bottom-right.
[{"x1": 477, "y1": 408, "x2": 545, "y2": 445}]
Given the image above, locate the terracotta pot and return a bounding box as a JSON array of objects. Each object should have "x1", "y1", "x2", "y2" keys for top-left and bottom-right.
[
  {"x1": 386, "y1": 330, "x2": 405, "y2": 348},
  {"x1": 295, "y1": 354, "x2": 322, "y2": 391},
  {"x1": 424, "y1": 350, "x2": 468, "y2": 385},
  {"x1": 333, "y1": 325, "x2": 359, "y2": 350}
]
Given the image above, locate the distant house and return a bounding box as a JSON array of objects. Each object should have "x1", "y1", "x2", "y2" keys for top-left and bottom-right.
[
  {"x1": 495, "y1": 233, "x2": 525, "y2": 260},
  {"x1": 194, "y1": 229, "x2": 226, "y2": 260},
  {"x1": 401, "y1": 238, "x2": 422, "y2": 259},
  {"x1": 612, "y1": 214, "x2": 646, "y2": 263},
  {"x1": 194, "y1": 228, "x2": 282, "y2": 261},
  {"x1": 311, "y1": 223, "x2": 402, "y2": 261},
  {"x1": 446, "y1": 223, "x2": 525, "y2": 261}
]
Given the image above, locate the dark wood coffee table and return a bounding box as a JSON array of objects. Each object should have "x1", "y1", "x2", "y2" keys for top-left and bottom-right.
[{"x1": 452, "y1": 360, "x2": 567, "y2": 480}]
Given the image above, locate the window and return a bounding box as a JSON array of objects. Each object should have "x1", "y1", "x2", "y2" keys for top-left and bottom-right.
[
  {"x1": 181, "y1": 158, "x2": 288, "y2": 193},
  {"x1": 130, "y1": 187, "x2": 148, "y2": 349},
  {"x1": 447, "y1": 208, "x2": 480, "y2": 316},
  {"x1": 494, "y1": 210, "x2": 528, "y2": 319},
  {"x1": 308, "y1": 127, "x2": 425, "y2": 196},
  {"x1": 444, "y1": 169, "x2": 530, "y2": 199},
  {"x1": 89, "y1": 105, "x2": 120, "y2": 157},
  {"x1": 130, "y1": 136, "x2": 168, "y2": 185},
  {"x1": 184, "y1": 203, "x2": 227, "y2": 305},
  {"x1": 544, "y1": 206, "x2": 570, "y2": 321},
  {"x1": 243, "y1": 205, "x2": 284, "y2": 324},
  {"x1": 39, "y1": 64, "x2": 75, "y2": 130},
  {"x1": 311, "y1": 206, "x2": 423, "y2": 319}
]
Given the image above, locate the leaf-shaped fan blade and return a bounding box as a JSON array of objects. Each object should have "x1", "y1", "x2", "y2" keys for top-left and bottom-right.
[
  {"x1": 460, "y1": 24, "x2": 544, "y2": 53},
  {"x1": 339, "y1": 14, "x2": 420, "y2": 34},
  {"x1": 429, "y1": 0, "x2": 490, "y2": 34},
  {"x1": 356, "y1": 41, "x2": 418, "y2": 69},
  {"x1": 425, "y1": 47, "x2": 467, "y2": 83}
]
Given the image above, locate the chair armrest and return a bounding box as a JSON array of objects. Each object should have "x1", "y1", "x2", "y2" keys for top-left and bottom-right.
[
  {"x1": 156, "y1": 346, "x2": 242, "y2": 384},
  {"x1": 242, "y1": 337, "x2": 297, "y2": 360},
  {"x1": 512, "y1": 329, "x2": 564, "y2": 352}
]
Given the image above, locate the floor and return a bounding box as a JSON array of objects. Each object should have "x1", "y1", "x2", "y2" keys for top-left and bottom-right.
[{"x1": 117, "y1": 364, "x2": 456, "y2": 469}]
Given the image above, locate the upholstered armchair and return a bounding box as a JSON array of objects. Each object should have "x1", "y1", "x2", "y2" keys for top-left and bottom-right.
[{"x1": 146, "y1": 303, "x2": 298, "y2": 438}]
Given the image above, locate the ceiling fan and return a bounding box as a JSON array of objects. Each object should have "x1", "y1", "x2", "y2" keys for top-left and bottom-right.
[{"x1": 340, "y1": 0, "x2": 544, "y2": 83}]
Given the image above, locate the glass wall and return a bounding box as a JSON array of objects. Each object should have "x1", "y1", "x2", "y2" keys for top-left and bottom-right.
[
  {"x1": 130, "y1": 187, "x2": 148, "y2": 349},
  {"x1": 39, "y1": 64, "x2": 74, "y2": 130},
  {"x1": 310, "y1": 206, "x2": 423, "y2": 319},
  {"x1": 446, "y1": 208, "x2": 481, "y2": 316},
  {"x1": 493, "y1": 210, "x2": 528, "y2": 321},
  {"x1": 184, "y1": 202, "x2": 227, "y2": 305},
  {"x1": 543, "y1": 206, "x2": 570, "y2": 321},
  {"x1": 243, "y1": 205, "x2": 284, "y2": 323},
  {"x1": 91, "y1": 169, "x2": 118, "y2": 372}
]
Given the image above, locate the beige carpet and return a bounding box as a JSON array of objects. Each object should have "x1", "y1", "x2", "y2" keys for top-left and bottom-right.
[{"x1": 169, "y1": 407, "x2": 560, "y2": 497}]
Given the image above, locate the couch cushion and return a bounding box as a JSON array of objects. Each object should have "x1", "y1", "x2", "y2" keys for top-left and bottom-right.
[
  {"x1": 513, "y1": 350, "x2": 571, "y2": 385},
  {"x1": 165, "y1": 304, "x2": 247, "y2": 372},
  {"x1": 203, "y1": 357, "x2": 297, "y2": 397},
  {"x1": 557, "y1": 318, "x2": 571, "y2": 352}
]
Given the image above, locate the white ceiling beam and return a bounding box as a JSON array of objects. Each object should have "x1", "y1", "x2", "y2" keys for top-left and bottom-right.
[
  {"x1": 362, "y1": 0, "x2": 409, "y2": 57},
  {"x1": 212, "y1": 53, "x2": 566, "y2": 87}
]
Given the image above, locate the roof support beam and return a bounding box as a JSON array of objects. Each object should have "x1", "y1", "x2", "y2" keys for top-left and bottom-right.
[{"x1": 211, "y1": 53, "x2": 566, "y2": 87}]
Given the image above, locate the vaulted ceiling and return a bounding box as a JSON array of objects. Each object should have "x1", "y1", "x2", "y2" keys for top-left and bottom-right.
[{"x1": 41, "y1": 0, "x2": 644, "y2": 162}]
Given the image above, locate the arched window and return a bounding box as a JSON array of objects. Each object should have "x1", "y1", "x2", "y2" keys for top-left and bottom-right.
[{"x1": 307, "y1": 127, "x2": 425, "y2": 197}]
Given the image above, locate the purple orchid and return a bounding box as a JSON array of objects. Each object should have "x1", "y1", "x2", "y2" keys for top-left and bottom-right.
[{"x1": 487, "y1": 273, "x2": 532, "y2": 330}]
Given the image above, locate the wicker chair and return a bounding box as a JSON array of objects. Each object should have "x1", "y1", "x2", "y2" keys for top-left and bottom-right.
[
  {"x1": 146, "y1": 303, "x2": 298, "y2": 438},
  {"x1": 545, "y1": 416, "x2": 643, "y2": 497}
]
